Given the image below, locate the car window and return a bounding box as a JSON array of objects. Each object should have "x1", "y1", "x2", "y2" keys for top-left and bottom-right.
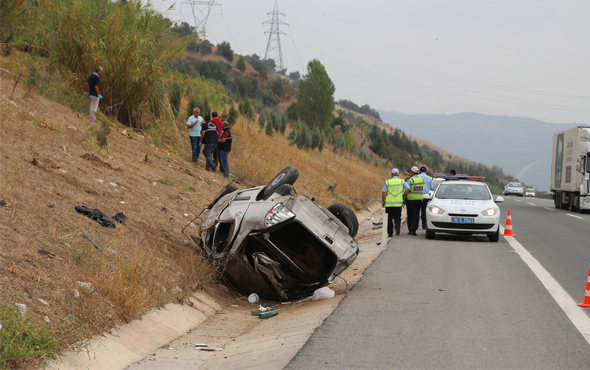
[
  {"x1": 436, "y1": 183, "x2": 491, "y2": 200},
  {"x1": 432, "y1": 178, "x2": 444, "y2": 191}
]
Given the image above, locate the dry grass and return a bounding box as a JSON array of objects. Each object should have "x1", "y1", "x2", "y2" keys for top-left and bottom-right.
[{"x1": 228, "y1": 119, "x2": 383, "y2": 208}]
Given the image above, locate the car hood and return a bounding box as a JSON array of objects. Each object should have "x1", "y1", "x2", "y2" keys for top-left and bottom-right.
[{"x1": 431, "y1": 199, "x2": 497, "y2": 212}]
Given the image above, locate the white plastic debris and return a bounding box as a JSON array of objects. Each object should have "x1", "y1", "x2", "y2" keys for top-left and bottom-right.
[
  {"x1": 15, "y1": 303, "x2": 27, "y2": 317},
  {"x1": 109, "y1": 182, "x2": 117, "y2": 187},
  {"x1": 77, "y1": 281, "x2": 93, "y2": 290},
  {"x1": 44, "y1": 316, "x2": 51, "y2": 323},
  {"x1": 73, "y1": 289, "x2": 80, "y2": 298},
  {"x1": 184, "y1": 214, "x2": 189, "y2": 217},
  {"x1": 120, "y1": 201, "x2": 126, "y2": 204},
  {"x1": 0, "y1": 323, "x2": 3, "y2": 330},
  {"x1": 98, "y1": 179, "x2": 104, "y2": 183},
  {"x1": 39, "y1": 298, "x2": 49, "y2": 306},
  {"x1": 152, "y1": 182, "x2": 157, "y2": 186},
  {"x1": 311, "y1": 287, "x2": 335, "y2": 301}
]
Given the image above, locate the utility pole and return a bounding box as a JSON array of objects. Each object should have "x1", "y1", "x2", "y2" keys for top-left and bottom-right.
[
  {"x1": 183, "y1": 0, "x2": 221, "y2": 35},
  {"x1": 263, "y1": 1, "x2": 287, "y2": 71}
]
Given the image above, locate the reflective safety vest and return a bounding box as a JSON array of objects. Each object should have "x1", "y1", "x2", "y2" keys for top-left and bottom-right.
[
  {"x1": 407, "y1": 176, "x2": 425, "y2": 201},
  {"x1": 385, "y1": 178, "x2": 405, "y2": 207}
]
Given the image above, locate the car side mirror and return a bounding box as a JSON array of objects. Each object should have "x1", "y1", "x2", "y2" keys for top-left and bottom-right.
[
  {"x1": 423, "y1": 193, "x2": 432, "y2": 201},
  {"x1": 495, "y1": 196, "x2": 505, "y2": 203}
]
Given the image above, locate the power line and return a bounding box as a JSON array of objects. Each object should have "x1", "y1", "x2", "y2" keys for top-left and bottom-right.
[
  {"x1": 263, "y1": 1, "x2": 287, "y2": 70},
  {"x1": 183, "y1": 0, "x2": 221, "y2": 35}
]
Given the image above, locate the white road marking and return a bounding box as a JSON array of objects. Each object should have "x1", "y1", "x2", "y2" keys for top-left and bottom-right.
[
  {"x1": 567, "y1": 214, "x2": 585, "y2": 220},
  {"x1": 527, "y1": 202, "x2": 535, "y2": 206},
  {"x1": 500, "y1": 226, "x2": 590, "y2": 347},
  {"x1": 545, "y1": 207, "x2": 556, "y2": 211}
]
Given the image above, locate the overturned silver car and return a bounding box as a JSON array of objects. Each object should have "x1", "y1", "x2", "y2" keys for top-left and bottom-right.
[{"x1": 187, "y1": 166, "x2": 360, "y2": 300}]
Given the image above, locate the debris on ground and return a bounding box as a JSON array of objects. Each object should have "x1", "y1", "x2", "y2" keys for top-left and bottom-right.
[{"x1": 75, "y1": 205, "x2": 127, "y2": 228}]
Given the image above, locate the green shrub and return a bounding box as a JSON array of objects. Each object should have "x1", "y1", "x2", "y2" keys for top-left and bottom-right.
[
  {"x1": 216, "y1": 41, "x2": 233, "y2": 62},
  {"x1": 26, "y1": 64, "x2": 41, "y2": 86},
  {"x1": 236, "y1": 56, "x2": 246, "y2": 72},
  {"x1": 16, "y1": 0, "x2": 193, "y2": 127},
  {"x1": 227, "y1": 105, "x2": 238, "y2": 124},
  {"x1": 0, "y1": 305, "x2": 59, "y2": 368}
]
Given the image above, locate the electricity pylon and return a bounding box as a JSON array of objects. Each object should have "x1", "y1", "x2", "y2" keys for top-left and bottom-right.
[
  {"x1": 263, "y1": 1, "x2": 287, "y2": 71},
  {"x1": 183, "y1": 0, "x2": 221, "y2": 35}
]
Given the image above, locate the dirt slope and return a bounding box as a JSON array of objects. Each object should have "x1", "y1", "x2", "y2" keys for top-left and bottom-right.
[{"x1": 0, "y1": 73, "x2": 221, "y2": 345}]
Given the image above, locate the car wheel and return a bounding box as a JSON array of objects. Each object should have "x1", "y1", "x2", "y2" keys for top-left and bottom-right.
[
  {"x1": 488, "y1": 228, "x2": 499, "y2": 242},
  {"x1": 208, "y1": 182, "x2": 240, "y2": 209},
  {"x1": 327, "y1": 203, "x2": 359, "y2": 238},
  {"x1": 425, "y1": 228, "x2": 435, "y2": 240},
  {"x1": 260, "y1": 166, "x2": 299, "y2": 200},
  {"x1": 274, "y1": 184, "x2": 294, "y2": 196}
]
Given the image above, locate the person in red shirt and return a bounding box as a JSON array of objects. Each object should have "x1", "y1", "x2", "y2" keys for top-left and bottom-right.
[{"x1": 211, "y1": 112, "x2": 223, "y2": 170}]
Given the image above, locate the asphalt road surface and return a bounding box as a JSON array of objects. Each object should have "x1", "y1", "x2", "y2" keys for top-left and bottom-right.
[{"x1": 287, "y1": 197, "x2": 590, "y2": 369}]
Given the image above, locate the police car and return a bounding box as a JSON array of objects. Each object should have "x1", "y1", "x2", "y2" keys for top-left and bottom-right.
[{"x1": 423, "y1": 176, "x2": 504, "y2": 242}]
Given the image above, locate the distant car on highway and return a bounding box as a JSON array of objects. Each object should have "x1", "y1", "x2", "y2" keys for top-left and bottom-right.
[
  {"x1": 525, "y1": 188, "x2": 536, "y2": 197},
  {"x1": 503, "y1": 182, "x2": 524, "y2": 196},
  {"x1": 424, "y1": 177, "x2": 504, "y2": 242}
]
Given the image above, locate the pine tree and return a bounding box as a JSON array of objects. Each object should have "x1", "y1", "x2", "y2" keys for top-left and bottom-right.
[{"x1": 296, "y1": 59, "x2": 335, "y2": 132}]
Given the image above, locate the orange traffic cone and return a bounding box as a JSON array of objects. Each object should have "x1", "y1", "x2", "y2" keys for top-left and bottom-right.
[
  {"x1": 578, "y1": 267, "x2": 590, "y2": 307},
  {"x1": 501, "y1": 209, "x2": 516, "y2": 236}
]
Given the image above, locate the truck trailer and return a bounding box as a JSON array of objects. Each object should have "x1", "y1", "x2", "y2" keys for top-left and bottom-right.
[{"x1": 551, "y1": 126, "x2": 590, "y2": 212}]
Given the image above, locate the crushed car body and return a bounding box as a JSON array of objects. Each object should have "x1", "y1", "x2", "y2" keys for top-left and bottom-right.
[{"x1": 188, "y1": 166, "x2": 360, "y2": 300}]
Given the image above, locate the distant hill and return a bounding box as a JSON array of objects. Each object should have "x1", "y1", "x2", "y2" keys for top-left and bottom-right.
[{"x1": 378, "y1": 111, "x2": 582, "y2": 191}]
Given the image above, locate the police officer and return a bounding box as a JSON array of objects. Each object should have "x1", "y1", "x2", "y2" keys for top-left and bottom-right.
[
  {"x1": 381, "y1": 168, "x2": 404, "y2": 237},
  {"x1": 403, "y1": 166, "x2": 425, "y2": 235},
  {"x1": 417, "y1": 166, "x2": 433, "y2": 229}
]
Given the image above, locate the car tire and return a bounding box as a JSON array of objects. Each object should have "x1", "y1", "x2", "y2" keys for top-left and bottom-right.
[
  {"x1": 425, "y1": 228, "x2": 435, "y2": 240},
  {"x1": 208, "y1": 182, "x2": 240, "y2": 209},
  {"x1": 274, "y1": 184, "x2": 294, "y2": 196},
  {"x1": 260, "y1": 166, "x2": 299, "y2": 200},
  {"x1": 488, "y1": 228, "x2": 500, "y2": 242},
  {"x1": 327, "y1": 203, "x2": 359, "y2": 238}
]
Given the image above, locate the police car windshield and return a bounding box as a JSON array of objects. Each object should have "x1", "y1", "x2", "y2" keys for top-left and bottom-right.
[{"x1": 435, "y1": 183, "x2": 491, "y2": 200}]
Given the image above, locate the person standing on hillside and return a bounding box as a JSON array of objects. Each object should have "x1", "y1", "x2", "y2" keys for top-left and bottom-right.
[
  {"x1": 218, "y1": 121, "x2": 233, "y2": 178},
  {"x1": 417, "y1": 166, "x2": 433, "y2": 229},
  {"x1": 200, "y1": 115, "x2": 219, "y2": 171},
  {"x1": 403, "y1": 166, "x2": 425, "y2": 235},
  {"x1": 187, "y1": 107, "x2": 203, "y2": 163},
  {"x1": 85, "y1": 66, "x2": 103, "y2": 122},
  {"x1": 381, "y1": 168, "x2": 404, "y2": 237},
  {"x1": 210, "y1": 111, "x2": 223, "y2": 170}
]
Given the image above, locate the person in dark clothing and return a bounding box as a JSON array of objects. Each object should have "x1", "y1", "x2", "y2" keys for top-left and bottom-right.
[
  {"x1": 85, "y1": 66, "x2": 103, "y2": 122},
  {"x1": 403, "y1": 166, "x2": 425, "y2": 235},
  {"x1": 218, "y1": 121, "x2": 232, "y2": 178},
  {"x1": 200, "y1": 115, "x2": 219, "y2": 171}
]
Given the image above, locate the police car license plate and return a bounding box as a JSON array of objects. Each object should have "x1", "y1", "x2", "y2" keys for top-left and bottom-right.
[{"x1": 451, "y1": 217, "x2": 474, "y2": 224}]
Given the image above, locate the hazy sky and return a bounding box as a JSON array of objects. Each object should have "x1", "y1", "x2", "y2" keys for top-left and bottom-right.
[{"x1": 150, "y1": 0, "x2": 590, "y2": 125}]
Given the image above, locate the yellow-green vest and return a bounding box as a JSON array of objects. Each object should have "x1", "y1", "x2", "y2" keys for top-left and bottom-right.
[
  {"x1": 385, "y1": 178, "x2": 404, "y2": 207},
  {"x1": 407, "y1": 176, "x2": 425, "y2": 201}
]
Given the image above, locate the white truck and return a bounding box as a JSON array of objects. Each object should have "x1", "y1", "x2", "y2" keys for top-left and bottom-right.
[{"x1": 551, "y1": 126, "x2": 590, "y2": 212}]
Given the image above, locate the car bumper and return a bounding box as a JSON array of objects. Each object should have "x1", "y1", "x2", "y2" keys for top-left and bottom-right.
[{"x1": 426, "y1": 214, "x2": 500, "y2": 235}]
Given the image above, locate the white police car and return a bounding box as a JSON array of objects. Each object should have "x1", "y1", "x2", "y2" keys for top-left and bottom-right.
[{"x1": 423, "y1": 177, "x2": 504, "y2": 242}]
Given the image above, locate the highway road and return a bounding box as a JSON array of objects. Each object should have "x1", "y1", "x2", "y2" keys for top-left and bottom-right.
[{"x1": 287, "y1": 196, "x2": 590, "y2": 369}]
